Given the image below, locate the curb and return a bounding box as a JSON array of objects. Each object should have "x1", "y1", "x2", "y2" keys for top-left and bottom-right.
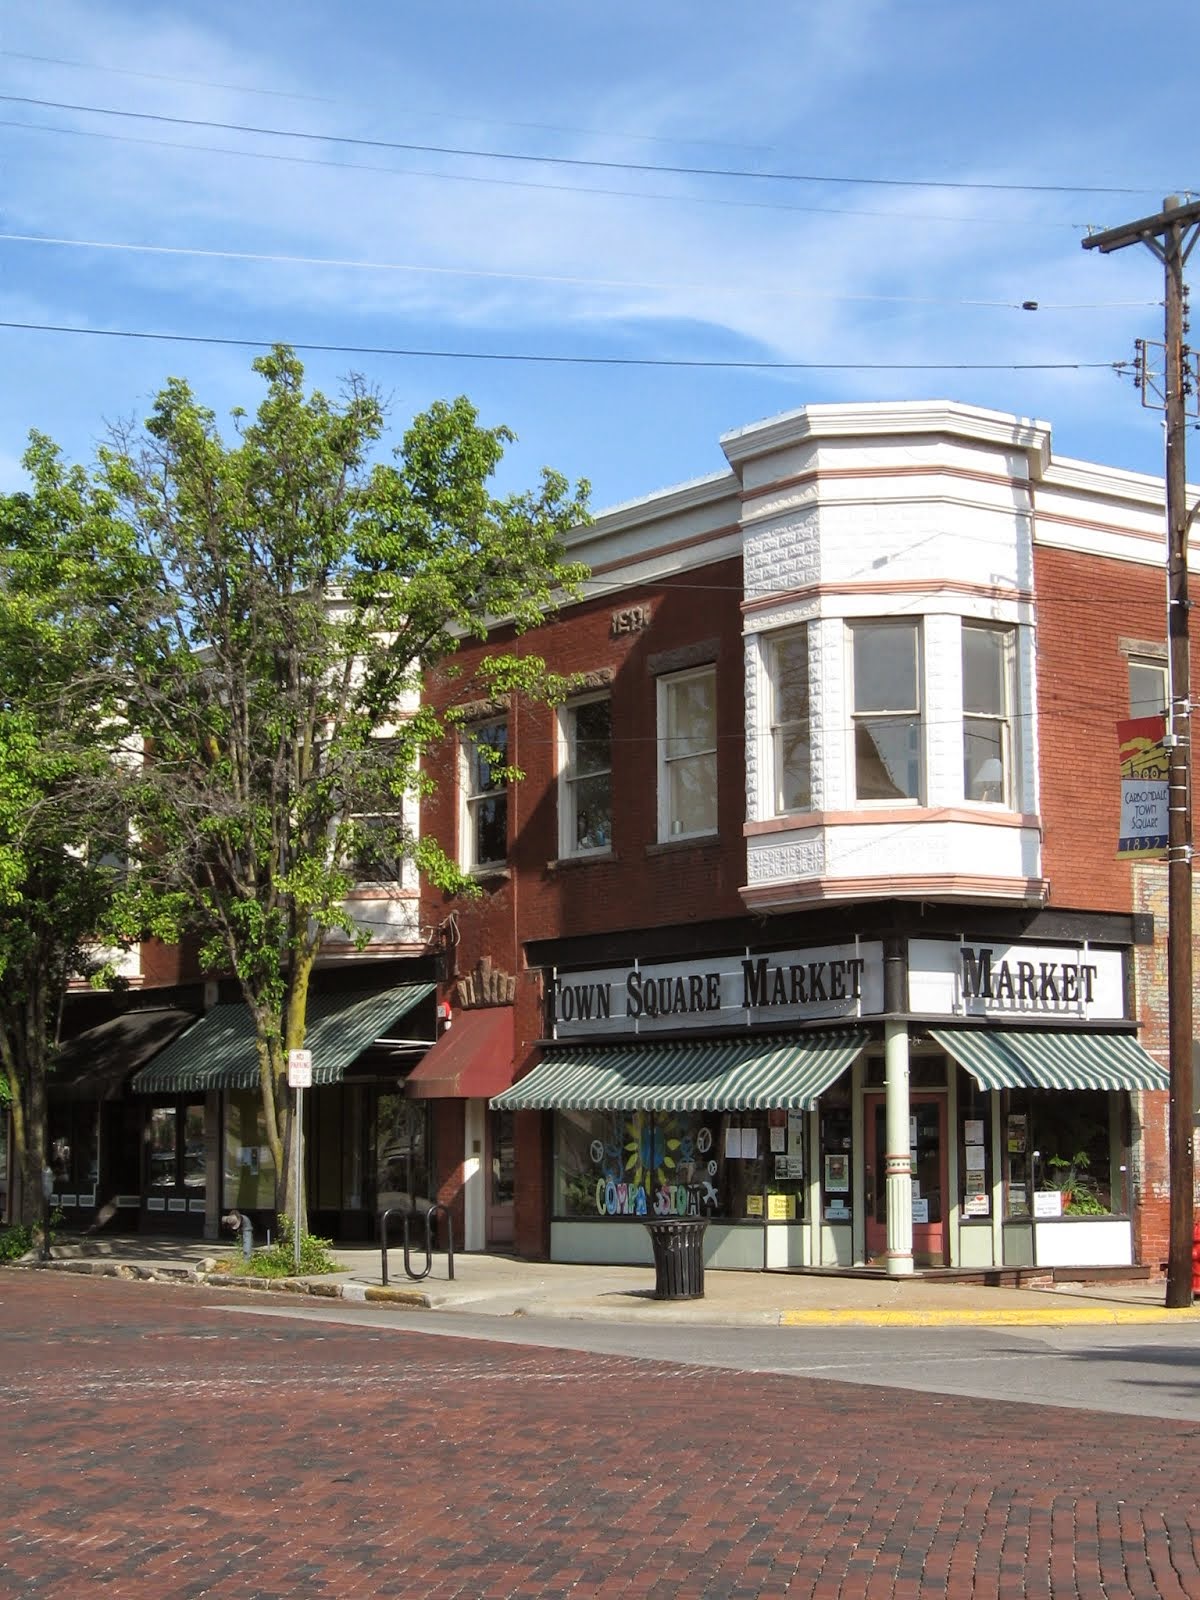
[{"x1": 9, "y1": 1258, "x2": 1191, "y2": 1327}]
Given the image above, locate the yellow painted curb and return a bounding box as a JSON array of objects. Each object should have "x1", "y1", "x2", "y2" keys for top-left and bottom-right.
[
  {"x1": 364, "y1": 1285, "x2": 430, "y2": 1307},
  {"x1": 781, "y1": 1305, "x2": 1200, "y2": 1326}
]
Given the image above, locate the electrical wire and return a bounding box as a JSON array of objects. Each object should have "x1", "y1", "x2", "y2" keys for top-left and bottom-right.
[
  {"x1": 0, "y1": 118, "x2": 1095, "y2": 230},
  {"x1": 0, "y1": 319, "x2": 1125, "y2": 372},
  {"x1": 0, "y1": 49, "x2": 773, "y2": 152},
  {"x1": 0, "y1": 93, "x2": 1168, "y2": 197},
  {"x1": 0, "y1": 232, "x2": 1156, "y2": 311}
]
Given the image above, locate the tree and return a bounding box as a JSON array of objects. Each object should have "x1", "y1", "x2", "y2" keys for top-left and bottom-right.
[
  {"x1": 0, "y1": 436, "x2": 144, "y2": 1242},
  {"x1": 102, "y1": 347, "x2": 589, "y2": 1229}
]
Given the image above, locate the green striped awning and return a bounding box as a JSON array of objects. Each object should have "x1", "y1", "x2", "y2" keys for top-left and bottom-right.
[
  {"x1": 491, "y1": 1031, "x2": 865, "y2": 1112},
  {"x1": 131, "y1": 983, "x2": 434, "y2": 1094},
  {"x1": 929, "y1": 1027, "x2": 1169, "y2": 1093}
]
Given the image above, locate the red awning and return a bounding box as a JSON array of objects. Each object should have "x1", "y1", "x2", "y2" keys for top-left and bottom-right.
[{"x1": 405, "y1": 1006, "x2": 515, "y2": 1099}]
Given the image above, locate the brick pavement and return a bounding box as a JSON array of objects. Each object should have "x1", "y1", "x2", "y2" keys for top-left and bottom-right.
[{"x1": 1, "y1": 1272, "x2": 1199, "y2": 1599}]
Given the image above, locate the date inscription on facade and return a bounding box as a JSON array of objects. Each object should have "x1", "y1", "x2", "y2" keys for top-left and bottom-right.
[{"x1": 611, "y1": 603, "x2": 652, "y2": 636}]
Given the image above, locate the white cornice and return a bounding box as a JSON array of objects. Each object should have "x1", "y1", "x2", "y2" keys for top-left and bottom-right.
[
  {"x1": 566, "y1": 468, "x2": 737, "y2": 554},
  {"x1": 1038, "y1": 453, "x2": 1185, "y2": 511},
  {"x1": 719, "y1": 399, "x2": 1053, "y2": 477}
]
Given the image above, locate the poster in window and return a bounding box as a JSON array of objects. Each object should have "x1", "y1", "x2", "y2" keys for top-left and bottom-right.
[
  {"x1": 724, "y1": 1127, "x2": 743, "y2": 1159},
  {"x1": 741, "y1": 1127, "x2": 759, "y2": 1160},
  {"x1": 824, "y1": 1153, "x2": 849, "y2": 1193},
  {"x1": 745, "y1": 1193, "x2": 764, "y2": 1217},
  {"x1": 964, "y1": 1119, "x2": 985, "y2": 1146},
  {"x1": 766, "y1": 1192, "x2": 795, "y2": 1220},
  {"x1": 1007, "y1": 1114, "x2": 1027, "y2": 1154},
  {"x1": 964, "y1": 1191, "x2": 990, "y2": 1218},
  {"x1": 912, "y1": 1197, "x2": 929, "y2": 1224},
  {"x1": 787, "y1": 1109, "x2": 804, "y2": 1151},
  {"x1": 770, "y1": 1125, "x2": 786, "y2": 1154}
]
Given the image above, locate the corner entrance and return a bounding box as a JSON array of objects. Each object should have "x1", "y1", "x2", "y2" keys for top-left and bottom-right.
[{"x1": 865, "y1": 1092, "x2": 948, "y2": 1267}]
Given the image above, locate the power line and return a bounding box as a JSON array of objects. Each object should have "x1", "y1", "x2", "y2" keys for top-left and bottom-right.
[
  {"x1": 0, "y1": 233, "x2": 1153, "y2": 312},
  {"x1": 0, "y1": 319, "x2": 1125, "y2": 372},
  {"x1": 0, "y1": 119, "x2": 1092, "y2": 230},
  {"x1": 0, "y1": 93, "x2": 1166, "y2": 197},
  {"x1": 0, "y1": 49, "x2": 772, "y2": 153}
]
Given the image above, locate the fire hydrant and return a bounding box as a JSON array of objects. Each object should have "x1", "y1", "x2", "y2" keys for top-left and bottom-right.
[{"x1": 222, "y1": 1210, "x2": 254, "y2": 1260}]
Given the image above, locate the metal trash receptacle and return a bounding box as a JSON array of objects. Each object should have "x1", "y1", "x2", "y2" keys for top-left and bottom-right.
[{"x1": 643, "y1": 1217, "x2": 708, "y2": 1300}]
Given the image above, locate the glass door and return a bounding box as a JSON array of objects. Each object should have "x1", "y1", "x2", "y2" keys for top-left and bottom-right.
[
  {"x1": 486, "y1": 1107, "x2": 515, "y2": 1248},
  {"x1": 144, "y1": 1100, "x2": 206, "y2": 1226},
  {"x1": 865, "y1": 1094, "x2": 948, "y2": 1266}
]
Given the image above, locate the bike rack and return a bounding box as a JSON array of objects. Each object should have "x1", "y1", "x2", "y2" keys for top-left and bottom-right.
[{"x1": 379, "y1": 1203, "x2": 456, "y2": 1286}]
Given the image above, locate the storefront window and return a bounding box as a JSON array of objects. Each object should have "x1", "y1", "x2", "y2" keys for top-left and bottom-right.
[
  {"x1": 819, "y1": 1084, "x2": 853, "y2": 1224},
  {"x1": 1004, "y1": 1089, "x2": 1124, "y2": 1218},
  {"x1": 553, "y1": 1107, "x2": 806, "y2": 1221},
  {"x1": 223, "y1": 1090, "x2": 277, "y2": 1210},
  {"x1": 375, "y1": 1093, "x2": 432, "y2": 1213},
  {"x1": 959, "y1": 1074, "x2": 991, "y2": 1221},
  {"x1": 47, "y1": 1104, "x2": 99, "y2": 1195}
]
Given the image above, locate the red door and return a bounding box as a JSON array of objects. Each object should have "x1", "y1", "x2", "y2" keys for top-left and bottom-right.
[{"x1": 865, "y1": 1094, "x2": 948, "y2": 1267}]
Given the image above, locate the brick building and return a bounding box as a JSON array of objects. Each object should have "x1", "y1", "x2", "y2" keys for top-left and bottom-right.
[
  {"x1": 5, "y1": 396, "x2": 1190, "y2": 1276},
  {"x1": 415, "y1": 399, "x2": 1190, "y2": 1275}
]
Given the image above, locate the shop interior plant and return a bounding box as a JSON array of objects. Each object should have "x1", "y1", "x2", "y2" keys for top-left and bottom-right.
[{"x1": 1044, "y1": 1150, "x2": 1109, "y2": 1215}]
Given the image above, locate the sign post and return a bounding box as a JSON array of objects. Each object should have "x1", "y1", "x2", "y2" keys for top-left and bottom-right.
[{"x1": 287, "y1": 1049, "x2": 313, "y2": 1273}]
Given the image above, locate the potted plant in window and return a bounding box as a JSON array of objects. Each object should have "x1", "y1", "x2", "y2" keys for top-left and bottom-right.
[{"x1": 1044, "y1": 1150, "x2": 1109, "y2": 1216}]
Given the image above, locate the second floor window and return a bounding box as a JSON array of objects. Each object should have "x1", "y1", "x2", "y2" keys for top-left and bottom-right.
[
  {"x1": 769, "y1": 628, "x2": 812, "y2": 813},
  {"x1": 1129, "y1": 656, "x2": 1168, "y2": 721},
  {"x1": 963, "y1": 623, "x2": 1016, "y2": 805},
  {"x1": 464, "y1": 719, "x2": 508, "y2": 869},
  {"x1": 659, "y1": 666, "x2": 717, "y2": 839},
  {"x1": 851, "y1": 620, "x2": 921, "y2": 802},
  {"x1": 561, "y1": 696, "x2": 612, "y2": 854}
]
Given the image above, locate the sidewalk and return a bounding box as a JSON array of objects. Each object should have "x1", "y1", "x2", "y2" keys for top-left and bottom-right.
[{"x1": 18, "y1": 1234, "x2": 1200, "y2": 1327}]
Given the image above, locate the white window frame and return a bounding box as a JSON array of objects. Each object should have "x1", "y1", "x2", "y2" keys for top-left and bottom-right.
[
  {"x1": 558, "y1": 693, "x2": 613, "y2": 858},
  {"x1": 461, "y1": 718, "x2": 508, "y2": 871},
  {"x1": 849, "y1": 620, "x2": 922, "y2": 804},
  {"x1": 1128, "y1": 653, "x2": 1168, "y2": 721},
  {"x1": 657, "y1": 665, "x2": 718, "y2": 842},
  {"x1": 767, "y1": 627, "x2": 811, "y2": 815},
  {"x1": 962, "y1": 622, "x2": 1017, "y2": 807}
]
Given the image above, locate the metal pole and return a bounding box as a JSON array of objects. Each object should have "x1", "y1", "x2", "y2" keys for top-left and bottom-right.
[{"x1": 293, "y1": 1084, "x2": 302, "y2": 1273}]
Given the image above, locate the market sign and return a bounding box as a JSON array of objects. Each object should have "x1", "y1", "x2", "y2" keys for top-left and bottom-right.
[
  {"x1": 551, "y1": 943, "x2": 884, "y2": 1038},
  {"x1": 1116, "y1": 715, "x2": 1168, "y2": 858},
  {"x1": 908, "y1": 939, "x2": 1126, "y2": 1021}
]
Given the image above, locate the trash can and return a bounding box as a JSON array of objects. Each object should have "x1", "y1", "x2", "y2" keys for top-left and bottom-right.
[{"x1": 643, "y1": 1217, "x2": 708, "y2": 1300}]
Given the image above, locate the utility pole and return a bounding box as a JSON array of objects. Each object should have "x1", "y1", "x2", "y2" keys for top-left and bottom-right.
[{"x1": 1084, "y1": 197, "x2": 1200, "y2": 1308}]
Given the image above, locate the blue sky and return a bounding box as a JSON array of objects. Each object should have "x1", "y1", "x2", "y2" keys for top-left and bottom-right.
[{"x1": 1, "y1": 0, "x2": 1198, "y2": 514}]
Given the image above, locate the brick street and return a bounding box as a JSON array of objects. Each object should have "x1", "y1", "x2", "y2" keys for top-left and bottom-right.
[{"x1": 2, "y1": 1272, "x2": 1199, "y2": 1599}]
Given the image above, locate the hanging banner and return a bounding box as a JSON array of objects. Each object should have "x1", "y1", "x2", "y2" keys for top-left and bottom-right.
[{"x1": 1116, "y1": 715, "x2": 1168, "y2": 858}]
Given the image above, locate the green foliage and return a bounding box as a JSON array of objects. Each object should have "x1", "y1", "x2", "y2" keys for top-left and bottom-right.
[
  {"x1": 0, "y1": 438, "x2": 146, "y2": 1221},
  {"x1": 0, "y1": 1223, "x2": 35, "y2": 1262},
  {"x1": 92, "y1": 347, "x2": 589, "y2": 1216},
  {"x1": 1045, "y1": 1150, "x2": 1110, "y2": 1215},
  {"x1": 217, "y1": 1214, "x2": 340, "y2": 1278}
]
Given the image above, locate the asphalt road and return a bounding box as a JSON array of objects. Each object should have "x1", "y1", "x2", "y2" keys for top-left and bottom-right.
[{"x1": 3, "y1": 1272, "x2": 1200, "y2": 1599}]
